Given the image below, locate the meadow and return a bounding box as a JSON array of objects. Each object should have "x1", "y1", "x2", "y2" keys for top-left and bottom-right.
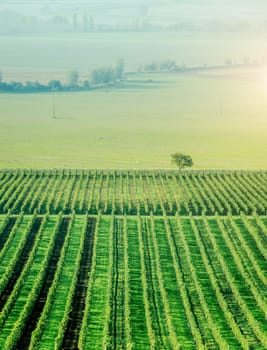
[
  {"x1": 1, "y1": 32, "x2": 267, "y2": 170},
  {"x1": 0, "y1": 69, "x2": 267, "y2": 169}
]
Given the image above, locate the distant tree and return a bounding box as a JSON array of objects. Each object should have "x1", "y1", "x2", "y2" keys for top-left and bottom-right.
[
  {"x1": 83, "y1": 14, "x2": 88, "y2": 32},
  {"x1": 171, "y1": 152, "x2": 193, "y2": 170},
  {"x1": 33, "y1": 81, "x2": 45, "y2": 91},
  {"x1": 48, "y1": 79, "x2": 62, "y2": 90},
  {"x1": 114, "y1": 59, "x2": 124, "y2": 80},
  {"x1": 25, "y1": 81, "x2": 40, "y2": 90},
  {"x1": 82, "y1": 80, "x2": 90, "y2": 89},
  {"x1": 144, "y1": 62, "x2": 158, "y2": 72},
  {"x1": 9, "y1": 81, "x2": 23, "y2": 91},
  {"x1": 67, "y1": 70, "x2": 79, "y2": 88},
  {"x1": 91, "y1": 68, "x2": 102, "y2": 85},
  {"x1": 102, "y1": 67, "x2": 114, "y2": 84},
  {"x1": 91, "y1": 66, "x2": 115, "y2": 86},
  {"x1": 159, "y1": 59, "x2": 176, "y2": 71}
]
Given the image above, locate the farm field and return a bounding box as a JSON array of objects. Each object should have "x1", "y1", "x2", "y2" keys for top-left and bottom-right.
[
  {"x1": 1, "y1": 5, "x2": 267, "y2": 348},
  {"x1": 0, "y1": 213, "x2": 266, "y2": 349},
  {"x1": 0, "y1": 169, "x2": 266, "y2": 349},
  {"x1": 0, "y1": 169, "x2": 266, "y2": 216},
  {"x1": 1, "y1": 4, "x2": 267, "y2": 348},
  {"x1": 1, "y1": 69, "x2": 267, "y2": 170}
]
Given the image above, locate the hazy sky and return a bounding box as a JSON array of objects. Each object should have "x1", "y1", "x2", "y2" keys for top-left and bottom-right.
[{"x1": 1, "y1": 0, "x2": 267, "y2": 21}]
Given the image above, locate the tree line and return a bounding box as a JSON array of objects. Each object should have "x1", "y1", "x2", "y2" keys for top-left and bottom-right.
[
  {"x1": 0, "y1": 60, "x2": 124, "y2": 93},
  {"x1": 138, "y1": 59, "x2": 178, "y2": 72}
]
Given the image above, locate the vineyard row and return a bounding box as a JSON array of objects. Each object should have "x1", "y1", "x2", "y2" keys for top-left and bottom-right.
[
  {"x1": 0, "y1": 169, "x2": 266, "y2": 215},
  {"x1": 0, "y1": 213, "x2": 266, "y2": 349}
]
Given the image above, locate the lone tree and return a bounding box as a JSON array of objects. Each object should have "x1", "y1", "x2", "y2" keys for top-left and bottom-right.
[{"x1": 171, "y1": 152, "x2": 193, "y2": 170}]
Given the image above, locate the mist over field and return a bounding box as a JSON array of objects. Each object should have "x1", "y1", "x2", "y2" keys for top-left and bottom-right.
[
  {"x1": 0, "y1": 0, "x2": 267, "y2": 169},
  {"x1": 0, "y1": 0, "x2": 267, "y2": 79},
  {"x1": 1, "y1": 0, "x2": 267, "y2": 79}
]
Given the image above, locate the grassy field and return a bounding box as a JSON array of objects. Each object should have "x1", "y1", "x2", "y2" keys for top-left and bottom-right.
[{"x1": 0, "y1": 69, "x2": 267, "y2": 169}]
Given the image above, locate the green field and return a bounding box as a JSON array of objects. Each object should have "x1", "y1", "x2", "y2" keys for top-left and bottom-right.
[
  {"x1": 0, "y1": 169, "x2": 267, "y2": 215},
  {"x1": 0, "y1": 169, "x2": 266, "y2": 349},
  {"x1": 1, "y1": 70, "x2": 267, "y2": 170}
]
